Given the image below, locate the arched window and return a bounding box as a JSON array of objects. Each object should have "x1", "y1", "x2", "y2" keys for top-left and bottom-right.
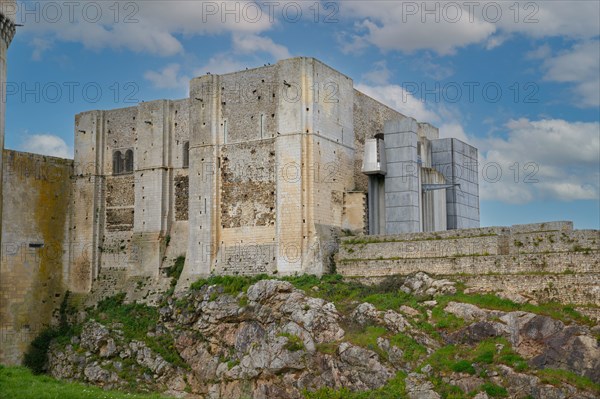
[
  {"x1": 183, "y1": 141, "x2": 190, "y2": 168},
  {"x1": 113, "y1": 151, "x2": 122, "y2": 175},
  {"x1": 125, "y1": 149, "x2": 134, "y2": 173}
]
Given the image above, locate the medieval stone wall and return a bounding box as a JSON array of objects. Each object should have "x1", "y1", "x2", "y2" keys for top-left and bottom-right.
[
  {"x1": 0, "y1": 150, "x2": 73, "y2": 365},
  {"x1": 337, "y1": 221, "x2": 600, "y2": 306}
]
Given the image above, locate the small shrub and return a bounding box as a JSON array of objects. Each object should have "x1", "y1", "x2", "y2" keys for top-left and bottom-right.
[
  {"x1": 537, "y1": 368, "x2": 600, "y2": 393},
  {"x1": 451, "y1": 360, "x2": 475, "y2": 375},
  {"x1": 389, "y1": 334, "x2": 427, "y2": 362},
  {"x1": 474, "y1": 349, "x2": 494, "y2": 364},
  {"x1": 190, "y1": 274, "x2": 270, "y2": 294},
  {"x1": 481, "y1": 382, "x2": 508, "y2": 397},
  {"x1": 315, "y1": 342, "x2": 338, "y2": 355},
  {"x1": 278, "y1": 332, "x2": 305, "y2": 352},
  {"x1": 23, "y1": 292, "x2": 74, "y2": 374}
]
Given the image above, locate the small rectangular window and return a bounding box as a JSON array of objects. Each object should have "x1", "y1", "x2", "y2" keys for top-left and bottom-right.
[
  {"x1": 183, "y1": 141, "x2": 190, "y2": 168},
  {"x1": 260, "y1": 114, "x2": 264, "y2": 138}
]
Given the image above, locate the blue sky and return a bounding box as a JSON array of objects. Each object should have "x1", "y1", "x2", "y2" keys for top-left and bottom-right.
[{"x1": 5, "y1": 0, "x2": 600, "y2": 228}]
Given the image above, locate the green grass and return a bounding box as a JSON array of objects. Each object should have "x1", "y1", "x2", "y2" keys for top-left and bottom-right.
[
  {"x1": 167, "y1": 256, "x2": 185, "y2": 281},
  {"x1": 90, "y1": 294, "x2": 186, "y2": 369},
  {"x1": 0, "y1": 366, "x2": 173, "y2": 399},
  {"x1": 450, "y1": 360, "x2": 476, "y2": 375},
  {"x1": 315, "y1": 342, "x2": 338, "y2": 355},
  {"x1": 434, "y1": 291, "x2": 593, "y2": 327},
  {"x1": 345, "y1": 325, "x2": 388, "y2": 358},
  {"x1": 304, "y1": 371, "x2": 408, "y2": 399},
  {"x1": 190, "y1": 273, "x2": 423, "y2": 316},
  {"x1": 425, "y1": 338, "x2": 527, "y2": 373},
  {"x1": 189, "y1": 274, "x2": 271, "y2": 294},
  {"x1": 480, "y1": 382, "x2": 508, "y2": 397},
  {"x1": 388, "y1": 333, "x2": 427, "y2": 363},
  {"x1": 537, "y1": 368, "x2": 600, "y2": 394},
  {"x1": 278, "y1": 332, "x2": 305, "y2": 352}
]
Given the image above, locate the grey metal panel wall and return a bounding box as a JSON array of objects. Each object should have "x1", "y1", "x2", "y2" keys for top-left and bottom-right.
[
  {"x1": 431, "y1": 138, "x2": 479, "y2": 229},
  {"x1": 384, "y1": 119, "x2": 420, "y2": 233}
]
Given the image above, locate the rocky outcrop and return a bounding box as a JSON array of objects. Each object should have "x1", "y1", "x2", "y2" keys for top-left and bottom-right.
[
  {"x1": 445, "y1": 302, "x2": 600, "y2": 382},
  {"x1": 47, "y1": 276, "x2": 600, "y2": 399},
  {"x1": 49, "y1": 280, "x2": 398, "y2": 398},
  {"x1": 401, "y1": 272, "x2": 457, "y2": 297}
]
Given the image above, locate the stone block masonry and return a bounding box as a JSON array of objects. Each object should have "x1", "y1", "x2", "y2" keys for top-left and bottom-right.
[
  {"x1": 337, "y1": 221, "x2": 600, "y2": 306},
  {"x1": 0, "y1": 150, "x2": 73, "y2": 365}
]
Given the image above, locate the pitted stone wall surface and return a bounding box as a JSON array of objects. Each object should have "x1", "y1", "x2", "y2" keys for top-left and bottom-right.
[
  {"x1": 174, "y1": 174, "x2": 189, "y2": 221},
  {"x1": 105, "y1": 209, "x2": 134, "y2": 231},
  {"x1": 458, "y1": 274, "x2": 600, "y2": 308},
  {"x1": 216, "y1": 242, "x2": 277, "y2": 276},
  {"x1": 105, "y1": 175, "x2": 135, "y2": 208},
  {"x1": 219, "y1": 66, "x2": 279, "y2": 143},
  {"x1": 220, "y1": 140, "x2": 276, "y2": 228}
]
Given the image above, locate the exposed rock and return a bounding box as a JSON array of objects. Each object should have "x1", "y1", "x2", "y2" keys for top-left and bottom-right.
[
  {"x1": 497, "y1": 291, "x2": 532, "y2": 304},
  {"x1": 444, "y1": 302, "x2": 600, "y2": 383},
  {"x1": 47, "y1": 277, "x2": 599, "y2": 399},
  {"x1": 400, "y1": 305, "x2": 421, "y2": 317},
  {"x1": 405, "y1": 372, "x2": 441, "y2": 399},
  {"x1": 444, "y1": 302, "x2": 488, "y2": 322},
  {"x1": 496, "y1": 365, "x2": 598, "y2": 399},
  {"x1": 446, "y1": 372, "x2": 485, "y2": 393},
  {"x1": 352, "y1": 302, "x2": 410, "y2": 333},
  {"x1": 401, "y1": 272, "x2": 456, "y2": 297}
]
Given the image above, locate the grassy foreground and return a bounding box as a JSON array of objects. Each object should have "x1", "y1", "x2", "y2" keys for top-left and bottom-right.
[{"x1": 0, "y1": 365, "x2": 172, "y2": 399}]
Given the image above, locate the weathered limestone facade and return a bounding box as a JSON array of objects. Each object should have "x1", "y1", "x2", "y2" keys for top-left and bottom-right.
[
  {"x1": 68, "y1": 57, "x2": 479, "y2": 292},
  {"x1": 0, "y1": 150, "x2": 73, "y2": 365}
]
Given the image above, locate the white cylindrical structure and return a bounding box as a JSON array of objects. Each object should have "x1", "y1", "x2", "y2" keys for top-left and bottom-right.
[{"x1": 362, "y1": 138, "x2": 387, "y2": 175}]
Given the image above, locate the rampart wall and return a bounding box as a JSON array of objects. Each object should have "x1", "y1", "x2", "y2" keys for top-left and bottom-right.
[{"x1": 337, "y1": 222, "x2": 600, "y2": 306}]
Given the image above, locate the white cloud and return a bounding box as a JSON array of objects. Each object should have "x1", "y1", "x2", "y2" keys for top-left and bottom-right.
[
  {"x1": 479, "y1": 118, "x2": 600, "y2": 204},
  {"x1": 191, "y1": 32, "x2": 289, "y2": 76},
  {"x1": 541, "y1": 40, "x2": 600, "y2": 107},
  {"x1": 143, "y1": 32, "x2": 290, "y2": 91},
  {"x1": 342, "y1": 3, "x2": 496, "y2": 55},
  {"x1": 356, "y1": 83, "x2": 440, "y2": 123},
  {"x1": 21, "y1": 134, "x2": 73, "y2": 159},
  {"x1": 411, "y1": 55, "x2": 455, "y2": 80},
  {"x1": 496, "y1": 1, "x2": 600, "y2": 40},
  {"x1": 438, "y1": 122, "x2": 469, "y2": 143},
  {"x1": 339, "y1": 1, "x2": 600, "y2": 55},
  {"x1": 193, "y1": 53, "x2": 247, "y2": 76},
  {"x1": 232, "y1": 33, "x2": 290, "y2": 59},
  {"x1": 144, "y1": 63, "x2": 189, "y2": 90},
  {"x1": 31, "y1": 37, "x2": 53, "y2": 61},
  {"x1": 19, "y1": 1, "x2": 274, "y2": 57},
  {"x1": 526, "y1": 44, "x2": 551, "y2": 60},
  {"x1": 361, "y1": 60, "x2": 391, "y2": 85}
]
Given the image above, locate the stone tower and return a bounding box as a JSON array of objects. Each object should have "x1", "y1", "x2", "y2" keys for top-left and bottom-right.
[{"x1": 0, "y1": 0, "x2": 16, "y2": 254}]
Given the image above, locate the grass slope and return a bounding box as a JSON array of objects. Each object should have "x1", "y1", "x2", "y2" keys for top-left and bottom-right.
[{"x1": 0, "y1": 366, "x2": 172, "y2": 399}]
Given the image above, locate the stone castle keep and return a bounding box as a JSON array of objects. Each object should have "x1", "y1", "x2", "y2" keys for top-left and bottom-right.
[
  {"x1": 1, "y1": 57, "x2": 598, "y2": 366},
  {"x1": 70, "y1": 57, "x2": 479, "y2": 291}
]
